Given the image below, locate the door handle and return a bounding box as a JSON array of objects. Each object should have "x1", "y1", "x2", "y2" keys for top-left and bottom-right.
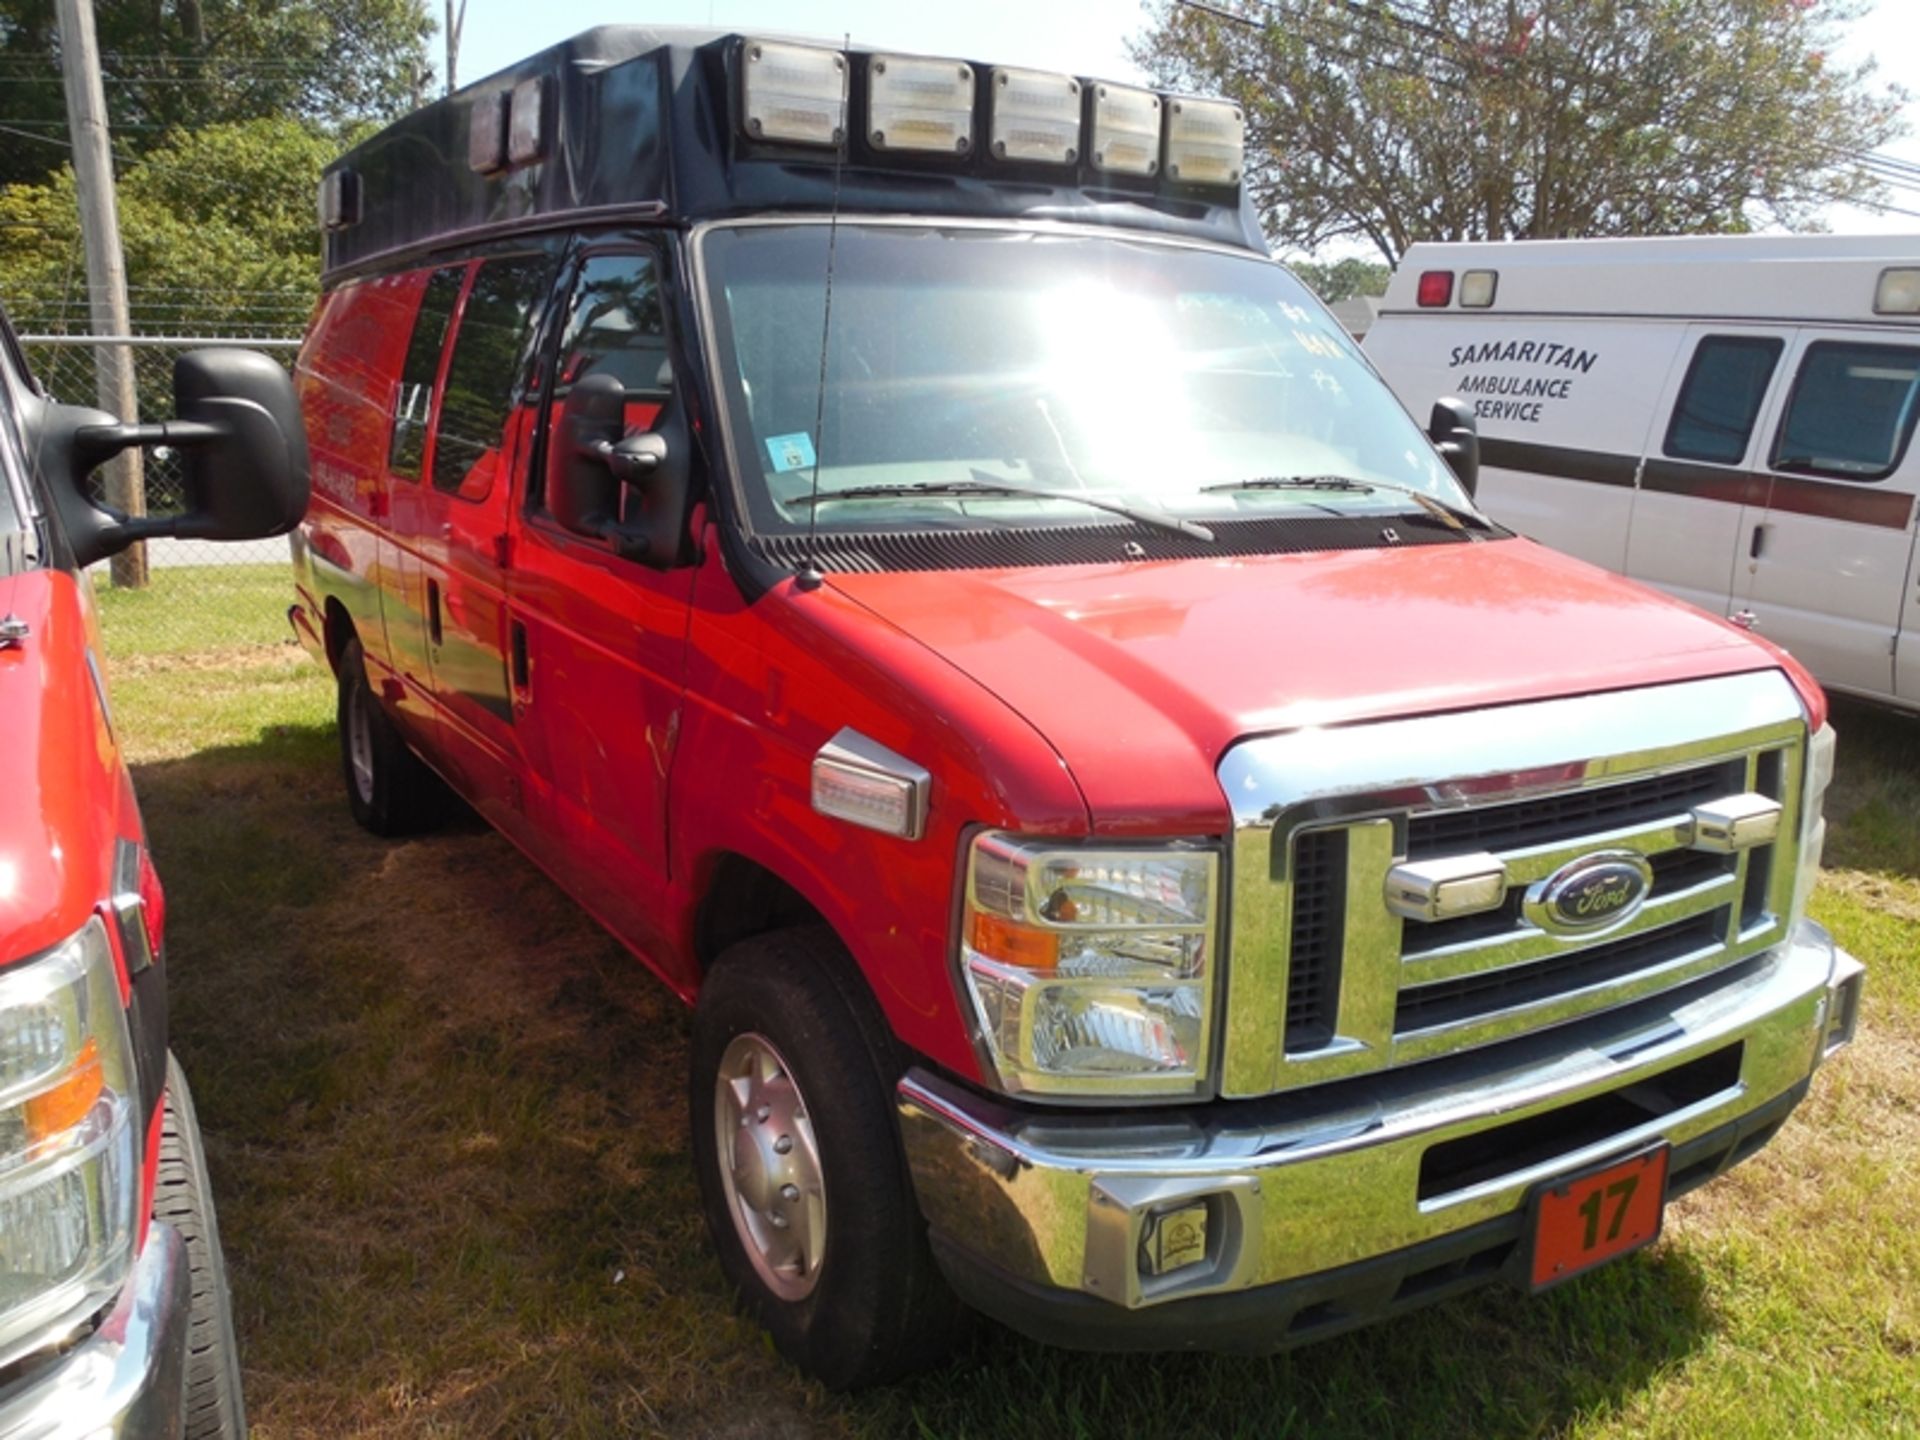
[
  {"x1": 1749, "y1": 523, "x2": 1768, "y2": 560},
  {"x1": 510, "y1": 619, "x2": 530, "y2": 694},
  {"x1": 427, "y1": 579, "x2": 443, "y2": 647}
]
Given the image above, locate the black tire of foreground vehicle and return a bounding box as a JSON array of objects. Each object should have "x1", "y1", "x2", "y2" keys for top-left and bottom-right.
[
  {"x1": 154, "y1": 1055, "x2": 248, "y2": 1440},
  {"x1": 336, "y1": 637, "x2": 443, "y2": 837},
  {"x1": 690, "y1": 926, "x2": 968, "y2": 1389}
]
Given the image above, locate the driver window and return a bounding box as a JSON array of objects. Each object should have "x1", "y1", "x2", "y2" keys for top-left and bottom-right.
[{"x1": 535, "y1": 250, "x2": 668, "y2": 513}]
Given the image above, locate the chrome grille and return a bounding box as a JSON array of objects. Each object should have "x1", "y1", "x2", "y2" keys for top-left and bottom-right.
[{"x1": 1216, "y1": 671, "x2": 1809, "y2": 1099}]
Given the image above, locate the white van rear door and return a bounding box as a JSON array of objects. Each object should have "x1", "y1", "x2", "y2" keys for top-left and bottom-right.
[
  {"x1": 1627, "y1": 325, "x2": 1794, "y2": 620},
  {"x1": 1739, "y1": 329, "x2": 1920, "y2": 703},
  {"x1": 1366, "y1": 316, "x2": 1671, "y2": 570}
]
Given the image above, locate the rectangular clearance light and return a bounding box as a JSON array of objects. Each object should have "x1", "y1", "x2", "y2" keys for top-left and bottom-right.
[
  {"x1": 507, "y1": 77, "x2": 544, "y2": 165},
  {"x1": 1874, "y1": 267, "x2": 1920, "y2": 314},
  {"x1": 317, "y1": 169, "x2": 360, "y2": 231},
  {"x1": 869, "y1": 54, "x2": 974, "y2": 154},
  {"x1": 1163, "y1": 94, "x2": 1244, "y2": 187},
  {"x1": 1459, "y1": 269, "x2": 1498, "y2": 307},
  {"x1": 467, "y1": 90, "x2": 508, "y2": 173},
  {"x1": 1090, "y1": 82, "x2": 1161, "y2": 176},
  {"x1": 742, "y1": 39, "x2": 848, "y2": 147},
  {"x1": 990, "y1": 66, "x2": 1082, "y2": 165}
]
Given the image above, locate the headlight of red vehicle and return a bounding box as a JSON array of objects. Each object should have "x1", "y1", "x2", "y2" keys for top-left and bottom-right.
[
  {"x1": 0, "y1": 917, "x2": 138, "y2": 1370},
  {"x1": 959, "y1": 833, "x2": 1221, "y2": 1099}
]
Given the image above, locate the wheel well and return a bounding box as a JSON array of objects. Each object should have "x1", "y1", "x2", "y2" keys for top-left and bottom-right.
[
  {"x1": 322, "y1": 598, "x2": 355, "y2": 674},
  {"x1": 695, "y1": 854, "x2": 827, "y2": 972}
]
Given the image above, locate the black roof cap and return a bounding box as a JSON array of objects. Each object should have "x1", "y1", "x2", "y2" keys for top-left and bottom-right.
[{"x1": 320, "y1": 26, "x2": 1267, "y2": 280}]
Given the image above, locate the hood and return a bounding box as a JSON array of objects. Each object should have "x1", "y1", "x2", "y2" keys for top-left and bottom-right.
[
  {"x1": 828, "y1": 536, "x2": 1780, "y2": 835},
  {"x1": 0, "y1": 570, "x2": 118, "y2": 961}
]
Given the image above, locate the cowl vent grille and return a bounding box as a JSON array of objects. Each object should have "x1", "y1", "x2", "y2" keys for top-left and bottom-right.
[{"x1": 750, "y1": 512, "x2": 1483, "y2": 574}]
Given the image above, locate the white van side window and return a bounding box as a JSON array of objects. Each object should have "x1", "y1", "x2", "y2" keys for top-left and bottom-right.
[
  {"x1": 1663, "y1": 336, "x2": 1782, "y2": 465},
  {"x1": 1772, "y1": 340, "x2": 1920, "y2": 483}
]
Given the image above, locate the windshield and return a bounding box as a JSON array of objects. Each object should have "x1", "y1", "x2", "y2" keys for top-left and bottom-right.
[{"x1": 699, "y1": 223, "x2": 1464, "y2": 536}]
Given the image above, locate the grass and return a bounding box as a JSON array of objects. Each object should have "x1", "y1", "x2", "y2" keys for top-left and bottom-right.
[
  {"x1": 101, "y1": 578, "x2": 1920, "y2": 1438},
  {"x1": 95, "y1": 562, "x2": 296, "y2": 656}
]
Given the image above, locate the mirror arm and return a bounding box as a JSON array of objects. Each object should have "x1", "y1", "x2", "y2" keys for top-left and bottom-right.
[
  {"x1": 586, "y1": 436, "x2": 663, "y2": 483},
  {"x1": 73, "y1": 419, "x2": 226, "y2": 469}
]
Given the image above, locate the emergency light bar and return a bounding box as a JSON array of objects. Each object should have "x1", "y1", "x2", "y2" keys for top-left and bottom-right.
[
  {"x1": 732, "y1": 37, "x2": 1246, "y2": 189},
  {"x1": 990, "y1": 67, "x2": 1082, "y2": 165},
  {"x1": 1163, "y1": 96, "x2": 1244, "y2": 187},
  {"x1": 869, "y1": 54, "x2": 975, "y2": 154},
  {"x1": 742, "y1": 39, "x2": 848, "y2": 147},
  {"x1": 1090, "y1": 83, "x2": 1161, "y2": 177}
]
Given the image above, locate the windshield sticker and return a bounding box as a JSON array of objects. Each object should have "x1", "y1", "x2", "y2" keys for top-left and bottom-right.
[{"x1": 766, "y1": 431, "x2": 817, "y2": 473}]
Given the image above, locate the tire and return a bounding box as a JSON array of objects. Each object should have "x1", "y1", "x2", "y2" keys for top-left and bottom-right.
[
  {"x1": 690, "y1": 927, "x2": 966, "y2": 1389},
  {"x1": 336, "y1": 636, "x2": 440, "y2": 836},
  {"x1": 153, "y1": 1055, "x2": 247, "y2": 1440}
]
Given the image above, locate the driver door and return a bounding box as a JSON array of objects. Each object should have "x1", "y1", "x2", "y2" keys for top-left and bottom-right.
[{"x1": 508, "y1": 240, "x2": 694, "y2": 963}]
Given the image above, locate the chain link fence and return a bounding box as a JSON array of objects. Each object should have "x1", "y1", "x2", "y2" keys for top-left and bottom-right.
[{"x1": 18, "y1": 314, "x2": 308, "y2": 654}]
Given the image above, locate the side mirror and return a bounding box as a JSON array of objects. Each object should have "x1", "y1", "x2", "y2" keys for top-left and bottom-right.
[
  {"x1": 1428, "y1": 397, "x2": 1479, "y2": 499},
  {"x1": 44, "y1": 348, "x2": 312, "y2": 569},
  {"x1": 550, "y1": 370, "x2": 693, "y2": 570}
]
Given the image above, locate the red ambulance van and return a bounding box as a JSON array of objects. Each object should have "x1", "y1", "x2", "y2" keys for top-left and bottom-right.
[{"x1": 289, "y1": 28, "x2": 1864, "y2": 1388}]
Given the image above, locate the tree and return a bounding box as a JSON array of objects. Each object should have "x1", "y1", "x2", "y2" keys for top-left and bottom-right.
[
  {"x1": 1131, "y1": 0, "x2": 1907, "y2": 263},
  {"x1": 0, "y1": 116, "x2": 336, "y2": 342},
  {"x1": 0, "y1": 0, "x2": 434, "y2": 186},
  {"x1": 1286, "y1": 256, "x2": 1390, "y2": 301}
]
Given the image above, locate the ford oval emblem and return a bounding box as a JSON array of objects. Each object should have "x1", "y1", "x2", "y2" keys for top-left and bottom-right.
[{"x1": 1524, "y1": 851, "x2": 1653, "y2": 936}]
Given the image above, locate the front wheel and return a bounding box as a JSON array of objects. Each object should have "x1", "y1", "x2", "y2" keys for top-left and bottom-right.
[
  {"x1": 690, "y1": 927, "x2": 965, "y2": 1389},
  {"x1": 153, "y1": 1056, "x2": 247, "y2": 1440}
]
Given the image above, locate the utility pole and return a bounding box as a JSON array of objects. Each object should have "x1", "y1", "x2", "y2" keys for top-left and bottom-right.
[
  {"x1": 55, "y1": 0, "x2": 146, "y2": 588},
  {"x1": 445, "y1": 0, "x2": 468, "y2": 94}
]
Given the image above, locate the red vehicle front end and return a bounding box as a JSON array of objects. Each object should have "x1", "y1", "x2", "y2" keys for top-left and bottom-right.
[
  {"x1": 288, "y1": 28, "x2": 1865, "y2": 1387},
  {"x1": 1, "y1": 316, "x2": 305, "y2": 1436}
]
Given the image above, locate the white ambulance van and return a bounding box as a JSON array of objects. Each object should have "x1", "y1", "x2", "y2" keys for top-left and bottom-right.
[{"x1": 1366, "y1": 235, "x2": 1920, "y2": 711}]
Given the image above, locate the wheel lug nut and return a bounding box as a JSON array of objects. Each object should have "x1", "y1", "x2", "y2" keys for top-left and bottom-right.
[
  {"x1": 769, "y1": 1212, "x2": 788, "y2": 1228},
  {"x1": 780, "y1": 1184, "x2": 800, "y2": 1202},
  {"x1": 773, "y1": 1135, "x2": 793, "y2": 1154},
  {"x1": 755, "y1": 1104, "x2": 771, "y2": 1122}
]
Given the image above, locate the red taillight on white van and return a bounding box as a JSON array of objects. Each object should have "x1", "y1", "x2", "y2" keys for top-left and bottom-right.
[{"x1": 1416, "y1": 270, "x2": 1453, "y2": 307}]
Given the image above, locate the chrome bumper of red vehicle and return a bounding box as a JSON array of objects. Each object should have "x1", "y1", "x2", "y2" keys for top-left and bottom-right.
[
  {"x1": 898, "y1": 921, "x2": 1860, "y2": 1343},
  {"x1": 0, "y1": 1224, "x2": 191, "y2": 1440}
]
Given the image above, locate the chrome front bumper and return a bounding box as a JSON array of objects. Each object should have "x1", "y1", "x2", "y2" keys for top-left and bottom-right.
[
  {"x1": 900, "y1": 922, "x2": 1862, "y2": 1345},
  {"x1": 0, "y1": 1225, "x2": 191, "y2": 1440}
]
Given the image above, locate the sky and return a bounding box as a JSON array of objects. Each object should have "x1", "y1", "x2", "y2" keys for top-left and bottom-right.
[{"x1": 446, "y1": 0, "x2": 1920, "y2": 254}]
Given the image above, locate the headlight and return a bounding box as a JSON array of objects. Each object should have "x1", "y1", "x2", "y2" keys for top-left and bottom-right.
[
  {"x1": 957, "y1": 833, "x2": 1220, "y2": 1098},
  {"x1": 0, "y1": 918, "x2": 139, "y2": 1372},
  {"x1": 1793, "y1": 722, "x2": 1836, "y2": 926}
]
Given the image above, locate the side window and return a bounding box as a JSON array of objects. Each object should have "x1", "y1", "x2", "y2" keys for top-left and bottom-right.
[
  {"x1": 430, "y1": 253, "x2": 555, "y2": 500},
  {"x1": 389, "y1": 266, "x2": 465, "y2": 480},
  {"x1": 534, "y1": 249, "x2": 668, "y2": 513},
  {"x1": 1773, "y1": 340, "x2": 1920, "y2": 482},
  {"x1": 1663, "y1": 336, "x2": 1783, "y2": 465}
]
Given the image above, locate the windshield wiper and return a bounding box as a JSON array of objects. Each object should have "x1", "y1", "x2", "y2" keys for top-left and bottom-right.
[
  {"x1": 1200, "y1": 474, "x2": 1372, "y2": 493},
  {"x1": 1201, "y1": 475, "x2": 1493, "y2": 537},
  {"x1": 791, "y1": 475, "x2": 1215, "y2": 542}
]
